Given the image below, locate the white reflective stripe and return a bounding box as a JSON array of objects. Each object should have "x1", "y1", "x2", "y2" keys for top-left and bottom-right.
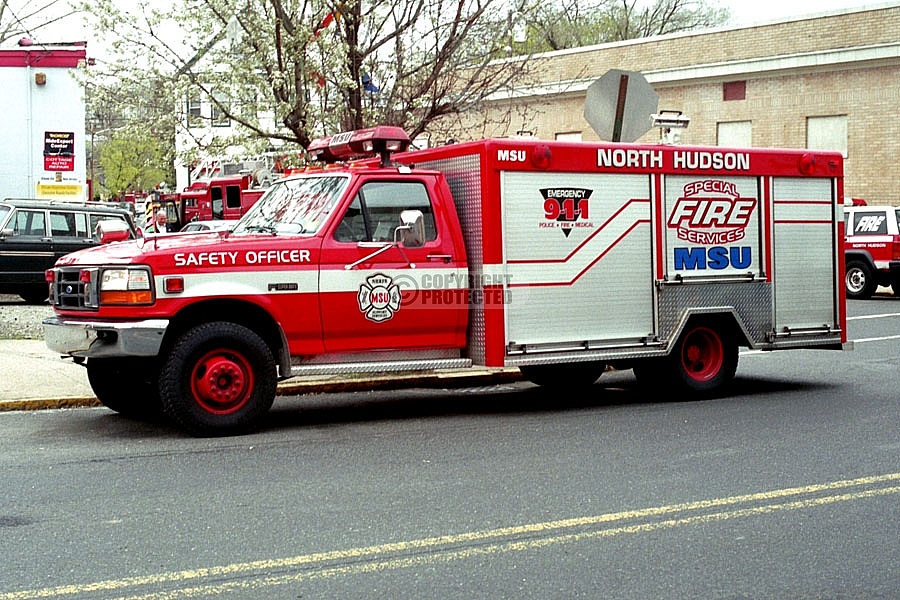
[
  {"x1": 155, "y1": 270, "x2": 318, "y2": 298},
  {"x1": 155, "y1": 266, "x2": 467, "y2": 298},
  {"x1": 320, "y1": 266, "x2": 466, "y2": 293}
]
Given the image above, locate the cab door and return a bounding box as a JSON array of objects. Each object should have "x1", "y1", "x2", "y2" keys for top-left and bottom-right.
[{"x1": 319, "y1": 177, "x2": 468, "y2": 353}]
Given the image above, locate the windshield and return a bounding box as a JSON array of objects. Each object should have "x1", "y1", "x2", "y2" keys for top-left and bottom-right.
[{"x1": 232, "y1": 174, "x2": 349, "y2": 235}]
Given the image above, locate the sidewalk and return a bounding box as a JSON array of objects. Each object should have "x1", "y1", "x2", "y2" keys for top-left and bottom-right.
[{"x1": 0, "y1": 339, "x2": 522, "y2": 412}]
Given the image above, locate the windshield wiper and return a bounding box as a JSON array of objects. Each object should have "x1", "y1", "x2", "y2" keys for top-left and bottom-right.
[{"x1": 243, "y1": 224, "x2": 277, "y2": 235}]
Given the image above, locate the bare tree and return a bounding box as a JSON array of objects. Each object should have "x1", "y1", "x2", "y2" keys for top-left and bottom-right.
[
  {"x1": 76, "y1": 0, "x2": 535, "y2": 156},
  {"x1": 75, "y1": 0, "x2": 728, "y2": 162},
  {"x1": 523, "y1": 0, "x2": 729, "y2": 52},
  {"x1": 0, "y1": 0, "x2": 80, "y2": 45}
]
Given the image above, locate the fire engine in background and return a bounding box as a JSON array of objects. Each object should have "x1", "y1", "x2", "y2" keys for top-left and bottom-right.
[
  {"x1": 144, "y1": 162, "x2": 276, "y2": 232},
  {"x1": 843, "y1": 202, "x2": 900, "y2": 299},
  {"x1": 43, "y1": 126, "x2": 849, "y2": 436}
]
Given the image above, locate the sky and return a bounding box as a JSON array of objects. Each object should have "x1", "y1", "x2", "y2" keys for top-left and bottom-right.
[
  {"x1": 7, "y1": 0, "x2": 895, "y2": 60},
  {"x1": 721, "y1": 0, "x2": 893, "y2": 27}
]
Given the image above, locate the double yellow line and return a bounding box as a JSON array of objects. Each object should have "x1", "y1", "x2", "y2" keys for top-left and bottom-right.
[{"x1": 4, "y1": 473, "x2": 898, "y2": 599}]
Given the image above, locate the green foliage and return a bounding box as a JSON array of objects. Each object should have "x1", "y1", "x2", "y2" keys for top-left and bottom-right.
[{"x1": 98, "y1": 129, "x2": 172, "y2": 197}]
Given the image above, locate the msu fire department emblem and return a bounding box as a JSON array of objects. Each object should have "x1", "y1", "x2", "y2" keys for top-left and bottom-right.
[{"x1": 357, "y1": 273, "x2": 402, "y2": 322}]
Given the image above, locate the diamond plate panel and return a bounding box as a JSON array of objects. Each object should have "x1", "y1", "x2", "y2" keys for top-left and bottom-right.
[
  {"x1": 657, "y1": 282, "x2": 772, "y2": 344},
  {"x1": 415, "y1": 154, "x2": 486, "y2": 364}
]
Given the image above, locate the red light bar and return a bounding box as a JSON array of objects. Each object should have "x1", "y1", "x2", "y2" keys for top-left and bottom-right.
[{"x1": 307, "y1": 126, "x2": 410, "y2": 165}]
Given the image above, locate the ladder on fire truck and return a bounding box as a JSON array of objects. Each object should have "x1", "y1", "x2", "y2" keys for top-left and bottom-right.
[{"x1": 189, "y1": 157, "x2": 223, "y2": 181}]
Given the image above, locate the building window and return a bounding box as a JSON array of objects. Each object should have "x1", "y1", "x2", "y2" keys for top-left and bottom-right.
[
  {"x1": 187, "y1": 93, "x2": 202, "y2": 127},
  {"x1": 723, "y1": 81, "x2": 746, "y2": 101},
  {"x1": 807, "y1": 115, "x2": 848, "y2": 158},
  {"x1": 210, "y1": 91, "x2": 230, "y2": 128},
  {"x1": 555, "y1": 132, "x2": 582, "y2": 142},
  {"x1": 717, "y1": 121, "x2": 752, "y2": 147}
]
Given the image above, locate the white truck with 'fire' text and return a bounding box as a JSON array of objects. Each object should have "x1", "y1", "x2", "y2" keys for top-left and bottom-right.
[{"x1": 43, "y1": 126, "x2": 849, "y2": 436}]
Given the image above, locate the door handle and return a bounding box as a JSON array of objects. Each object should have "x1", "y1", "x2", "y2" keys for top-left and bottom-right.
[{"x1": 427, "y1": 254, "x2": 452, "y2": 263}]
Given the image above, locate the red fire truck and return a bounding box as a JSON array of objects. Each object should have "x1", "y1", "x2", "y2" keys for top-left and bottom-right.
[
  {"x1": 178, "y1": 173, "x2": 267, "y2": 223},
  {"x1": 144, "y1": 173, "x2": 268, "y2": 232},
  {"x1": 43, "y1": 126, "x2": 849, "y2": 436}
]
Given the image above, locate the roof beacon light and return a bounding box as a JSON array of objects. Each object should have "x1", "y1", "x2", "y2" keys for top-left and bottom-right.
[{"x1": 307, "y1": 126, "x2": 411, "y2": 166}]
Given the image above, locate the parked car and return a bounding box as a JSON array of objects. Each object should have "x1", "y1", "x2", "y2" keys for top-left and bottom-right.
[
  {"x1": 843, "y1": 204, "x2": 900, "y2": 299},
  {"x1": 0, "y1": 198, "x2": 138, "y2": 303},
  {"x1": 179, "y1": 219, "x2": 236, "y2": 233}
]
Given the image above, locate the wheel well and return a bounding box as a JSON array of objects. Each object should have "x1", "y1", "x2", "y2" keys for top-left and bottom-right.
[
  {"x1": 844, "y1": 250, "x2": 876, "y2": 269},
  {"x1": 161, "y1": 299, "x2": 285, "y2": 364},
  {"x1": 677, "y1": 312, "x2": 747, "y2": 349}
]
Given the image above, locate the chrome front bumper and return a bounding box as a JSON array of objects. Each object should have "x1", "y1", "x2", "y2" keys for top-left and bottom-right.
[{"x1": 43, "y1": 316, "x2": 169, "y2": 358}]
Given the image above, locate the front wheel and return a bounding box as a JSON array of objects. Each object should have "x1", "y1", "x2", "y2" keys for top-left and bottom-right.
[
  {"x1": 845, "y1": 260, "x2": 877, "y2": 300},
  {"x1": 160, "y1": 322, "x2": 276, "y2": 437},
  {"x1": 19, "y1": 286, "x2": 48, "y2": 304},
  {"x1": 86, "y1": 357, "x2": 162, "y2": 419}
]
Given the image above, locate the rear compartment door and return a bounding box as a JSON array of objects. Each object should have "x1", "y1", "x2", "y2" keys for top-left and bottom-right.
[
  {"x1": 502, "y1": 171, "x2": 654, "y2": 348},
  {"x1": 772, "y1": 177, "x2": 839, "y2": 329}
]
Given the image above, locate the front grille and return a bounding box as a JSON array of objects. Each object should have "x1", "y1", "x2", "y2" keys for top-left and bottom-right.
[{"x1": 50, "y1": 267, "x2": 98, "y2": 310}]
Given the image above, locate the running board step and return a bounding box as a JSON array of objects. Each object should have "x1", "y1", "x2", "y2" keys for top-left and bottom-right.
[{"x1": 289, "y1": 358, "x2": 473, "y2": 378}]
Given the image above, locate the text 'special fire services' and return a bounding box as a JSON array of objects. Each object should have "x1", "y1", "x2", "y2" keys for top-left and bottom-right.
[{"x1": 43, "y1": 126, "x2": 849, "y2": 436}]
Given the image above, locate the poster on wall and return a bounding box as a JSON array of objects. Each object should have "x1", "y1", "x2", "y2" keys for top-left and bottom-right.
[{"x1": 43, "y1": 131, "x2": 75, "y2": 171}]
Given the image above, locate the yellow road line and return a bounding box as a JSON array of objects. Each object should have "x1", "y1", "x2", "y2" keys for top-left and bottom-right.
[{"x1": 3, "y1": 472, "x2": 898, "y2": 600}]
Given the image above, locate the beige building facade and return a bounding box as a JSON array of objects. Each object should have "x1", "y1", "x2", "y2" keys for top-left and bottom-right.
[{"x1": 455, "y1": 3, "x2": 900, "y2": 205}]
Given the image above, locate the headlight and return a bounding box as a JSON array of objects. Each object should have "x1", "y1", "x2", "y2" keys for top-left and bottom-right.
[{"x1": 99, "y1": 267, "x2": 154, "y2": 305}]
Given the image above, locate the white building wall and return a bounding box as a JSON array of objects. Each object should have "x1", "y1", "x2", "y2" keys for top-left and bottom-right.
[{"x1": 0, "y1": 45, "x2": 87, "y2": 201}]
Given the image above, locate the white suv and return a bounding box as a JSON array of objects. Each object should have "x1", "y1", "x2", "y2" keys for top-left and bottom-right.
[{"x1": 843, "y1": 204, "x2": 900, "y2": 299}]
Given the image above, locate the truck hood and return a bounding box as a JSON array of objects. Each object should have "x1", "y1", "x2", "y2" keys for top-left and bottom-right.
[
  {"x1": 53, "y1": 232, "x2": 318, "y2": 269},
  {"x1": 53, "y1": 232, "x2": 222, "y2": 265}
]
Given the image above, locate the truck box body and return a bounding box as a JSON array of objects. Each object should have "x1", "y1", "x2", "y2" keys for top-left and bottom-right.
[{"x1": 400, "y1": 139, "x2": 846, "y2": 369}]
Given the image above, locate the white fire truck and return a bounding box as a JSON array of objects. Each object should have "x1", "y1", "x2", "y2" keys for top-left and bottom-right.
[{"x1": 43, "y1": 126, "x2": 849, "y2": 436}]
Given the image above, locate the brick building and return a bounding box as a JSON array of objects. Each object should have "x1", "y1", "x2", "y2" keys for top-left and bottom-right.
[{"x1": 453, "y1": 3, "x2": 900, "y2": 205}]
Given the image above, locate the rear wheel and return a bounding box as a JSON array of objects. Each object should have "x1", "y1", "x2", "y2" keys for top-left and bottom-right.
[
  {"x1": 519, "y1": 361, "x2": 606, "y2": 388},
  {"x1": 845, "y1": 260, "x2": 877, "y2": 300},
  {"x1": 19, "y1": 286, "x2": 48, "y2": 304},
  {"x1": 160, "y1": 322, "x2": 276, "y2": 437},
  {"x1": 86, "y1": 357, "x2": 162, "y2": 419},
  {"x1": 634, "y1": 321, "x2": 738, "y2": 397}
]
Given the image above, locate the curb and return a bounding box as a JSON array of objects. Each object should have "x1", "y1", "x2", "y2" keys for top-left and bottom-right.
[{"x1": 0, "y1": 368, "x2": 524, "y2": 412}]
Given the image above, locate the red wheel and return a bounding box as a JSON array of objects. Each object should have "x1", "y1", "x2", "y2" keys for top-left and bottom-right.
[
  {"x1": 678, "y1": 326, "x2": 724, "y2": 384},
  {"x1": 161, "y1": 322, "x2": 276, "y2": 436},
  {"x1": 189, "y1": 348, "x2": 255, "y2": 415},
  {"x1": 672, "y1": 322, "x2": 738, "y2": 395}
]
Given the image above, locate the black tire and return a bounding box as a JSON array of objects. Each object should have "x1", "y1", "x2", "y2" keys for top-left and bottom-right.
[
  {"x1": 634, "y1": 322, "x2": 738, "y2": 398},
  {"x1": 19, "y1": 286, "x2": 48, "y2": 304},
  {"x1": 86, "y1": 357, "x2": 163, "y2": 419},
  {"x1": 845, "y1": 259, "x2": 877, "y2": 300},
  {"x1": 160, "y1": 322, "x2": 276, "y2": 437},
  {"x1": 519, "y1": 361, "x2": 606, "y2": 388},
  {"x1": 891, "y1": 281, "x2": 900, "y2": 297}
]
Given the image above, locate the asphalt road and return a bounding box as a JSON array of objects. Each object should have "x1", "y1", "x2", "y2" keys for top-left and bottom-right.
[{"x1": 0, "y1": 299, "x2": 897, "y2": 599}]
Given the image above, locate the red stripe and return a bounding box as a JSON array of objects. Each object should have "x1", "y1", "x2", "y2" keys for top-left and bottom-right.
[{"x1": 0, "y1": 48, "x2": 86, "y2": 68}]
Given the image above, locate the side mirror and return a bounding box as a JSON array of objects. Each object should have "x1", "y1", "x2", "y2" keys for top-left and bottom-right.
[
  {"x1": 397, "y1": 210, "x2": 425, "y2": 248},
  {"x1": 0, "y1": 227, "x2": 12, "y2": 238},
  {"x1": 96, "y1": 219, "x2": 132, "y2": 244}
]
